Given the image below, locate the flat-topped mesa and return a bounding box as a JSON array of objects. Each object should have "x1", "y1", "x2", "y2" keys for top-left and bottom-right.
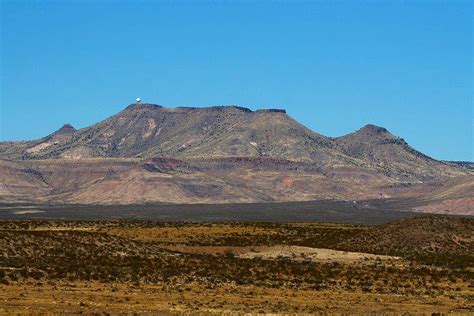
[
  {"x1": 0, "y1": 99, "x2": 470, "y2": 183},
  {"x1": 256, "y1": 109, "x2": 286, "y2": 114},
  {"x1": 125, "y1": 103, "x2": 164, "y2": 111},
  {"x1": 175, "y1": 106, "x2": 285, "y2": 114},
  {"x1": 176, "y1": 105, "x2": 253, "y2": 112},
  {"x1": 124, "y1": 103, "x2": 287, "y2": 114}
]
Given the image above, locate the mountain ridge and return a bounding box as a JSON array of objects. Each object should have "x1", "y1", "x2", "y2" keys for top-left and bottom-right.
[
  {"x1": 0, "y1": 103, "x2": 471, "y2": 184},
  {"x1": 0, "y1": 101, "x2": 472, "y2": 215}
]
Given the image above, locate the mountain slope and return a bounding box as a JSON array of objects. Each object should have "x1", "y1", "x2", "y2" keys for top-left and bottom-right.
[
  {"x1": 0, "y1": 104, "x2": 340, "y2": 162},
  {"x1": 0, "y1": 102, "x2": 472, "y2": 213},
  {"x1": 334, "y1": 124, "x2": 465, "y2": 181},
  {"x1": 0, "y1": 157, "x2": 393, "y2": 205},
  {"x1": 0, "y1": 103, "x2": 470, "y2": 182}
]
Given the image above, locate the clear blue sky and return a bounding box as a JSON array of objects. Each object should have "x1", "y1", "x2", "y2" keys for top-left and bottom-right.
[{"x1": 1, "y1": 0, "x2": 472, "y2": 161}]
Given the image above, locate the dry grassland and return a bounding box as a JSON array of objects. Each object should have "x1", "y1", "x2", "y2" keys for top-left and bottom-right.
[{"x1": 0, "y1": 217, "x2": 472, "y2": 314}]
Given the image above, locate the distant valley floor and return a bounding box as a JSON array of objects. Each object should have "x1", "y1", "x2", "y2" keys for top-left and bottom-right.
[{"x1": 0, "y1": 200, "x2": 427, "y2": 225}]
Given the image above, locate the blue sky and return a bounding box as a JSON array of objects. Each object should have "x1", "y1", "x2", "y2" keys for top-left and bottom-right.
[{"x1": 1, "y1": 0, "x2": 472, "y2": 161}]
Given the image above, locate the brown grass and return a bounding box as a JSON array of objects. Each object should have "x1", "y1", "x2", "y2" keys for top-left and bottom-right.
[
  {"x1": 0, "y1": 217, "x2": 472, "y2": 314},
  {"x1": 0, "y1": 282, "x2": 471, "y2": 314}
]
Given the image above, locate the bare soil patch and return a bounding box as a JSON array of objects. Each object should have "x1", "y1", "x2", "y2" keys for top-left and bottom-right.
[{"x1": 239, "y1": 245, "x2": 401, "y2": 263}]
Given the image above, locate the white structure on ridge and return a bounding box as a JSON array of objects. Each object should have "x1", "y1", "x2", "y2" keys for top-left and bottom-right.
[{"x1": 136, "y1": 97, "x2": 141, "y2": 103}]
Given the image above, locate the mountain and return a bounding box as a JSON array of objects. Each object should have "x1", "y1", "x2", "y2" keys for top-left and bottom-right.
[
  {"x1": 0, "y1": 103, "x2": 468, "y2": 180},
  {"x1": 0, "y1": 104, "x2": 340, "y2": 162},
  {"x1": 443, "y1": 161, "x2": 474, "y2": 170},
  {"x1": 0, "y1": 102, "x2": 472, "y2": 214},
  {"x1": 333, "y1": 124, "x2": 463, "y2": 181}
]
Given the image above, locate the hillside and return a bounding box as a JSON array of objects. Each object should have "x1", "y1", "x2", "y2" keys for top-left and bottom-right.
[
  {"x1": 0, "y1": 102, "x2": 472, "y2": 212},
  {"x1": 0, "y1": 157, "x2": 394, "y2": 205},
  {"x1": 333, "y1": 124, "x2": 464, "y2": 181},
  {"x1": 0, "y1": 103, "x2": 470, "y2": 182},
  {"x1": 336, "y1": 216, "x2": 474, "y2": 267},
  {"x1": 0, "y1": 104, "x2": 336, "y2": 163}
]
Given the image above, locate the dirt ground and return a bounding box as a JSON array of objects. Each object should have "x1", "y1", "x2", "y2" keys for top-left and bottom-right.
[
  {"x1": 0, "y1": 282, "x2": 471, "y2": 315},
  {"x1": 239, "y1": 245, "x2": 401, "y2": 262},
  {"x1": 163, "y1": 245, "x2": 401, "y2": 263}
]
